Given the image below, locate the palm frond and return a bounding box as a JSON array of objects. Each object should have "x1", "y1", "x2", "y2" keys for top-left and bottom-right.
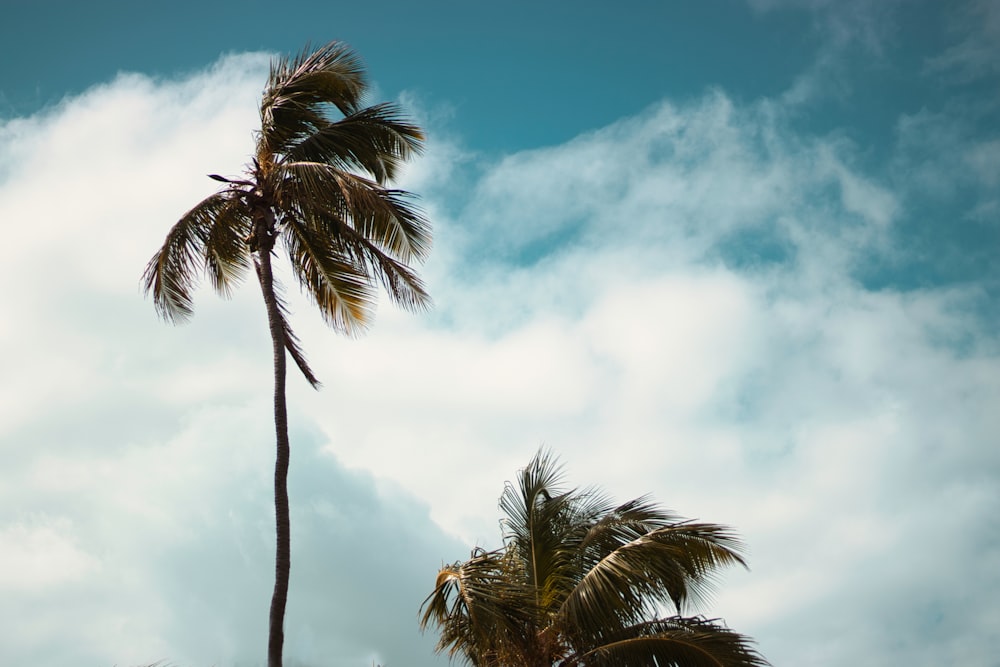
[
  {"x1": 281, "y1": 214, "x2": 376, "y2": 335},
  {"x1": 318, "y1": 212, "x2": 431, "y2": 313},
  {"x1": 259, "y1": 42, "x2": 367, "y2": 157},
  {"x1": 558, "y1": 520, "x2": 747, "y2": 641},
  {"x1": 495, "y1": 450, "x2": 583, "y2": 616},
  {"x1": 345, "y1": 238, "x2": 431, "y2": 313},
  {"x1": 498, "y1": 450, "x2": 568, "y2": 537},
  {"x1": 204, "y1": 198, "x2": 252, "y2": 297},
  {"x1": 420, "y1": 550, "x2": 535, "y2": 666},
  {"x1": 275, "y1": 169, "x2": 431, "y2": 316},
  {"x1": 142, "y1": 192, "x2": 246, "y2": 322},
  {"x1": 252, "y1": 257, "x2": 320, "y2": 388},
  {"x1": 284, "y1": 102, "x2": 424, "y2": 183},
  {"x1": 569, "y1": 616, "x2": 769, "y2": 667},
  {"x1": 348, "y1": 186, "x2": 431, "y2": 264},
  {"x1": 278, "y1": 161, "x2": 432, "y2": 262},
  {"x1": 568, "y1": 496, "x2": 686, "y2": 588}
]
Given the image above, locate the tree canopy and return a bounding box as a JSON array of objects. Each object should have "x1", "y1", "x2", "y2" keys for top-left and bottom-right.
[{"x1": 421, "y1": 450, "x2": 768, "y2": 667}]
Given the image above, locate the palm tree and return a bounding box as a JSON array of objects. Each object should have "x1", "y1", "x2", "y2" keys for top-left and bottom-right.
[
  {"x1": 421, "y1": 451, "x2": 768, "y2": 667},
  {"x1": 143, "y1": 42, "x2": 431, "y2": 667}
]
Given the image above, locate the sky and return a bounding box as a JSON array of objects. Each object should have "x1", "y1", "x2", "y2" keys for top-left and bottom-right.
[{"x1": 1, "y1": 1, "x2": 999, "y2": 666}]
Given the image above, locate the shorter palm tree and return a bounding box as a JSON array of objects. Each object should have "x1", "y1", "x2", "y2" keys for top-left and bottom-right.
[{"x1": 421, "y1": 450, "x2": 768, "y2": 667}]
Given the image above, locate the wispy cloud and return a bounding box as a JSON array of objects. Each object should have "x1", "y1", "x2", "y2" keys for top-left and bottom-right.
[
  {"x1": 746, "y1": 0, "x2": 902, "y2": 55},
  {"x1": 925, "y1": 0, "x2": 1000, "y2": 81}
]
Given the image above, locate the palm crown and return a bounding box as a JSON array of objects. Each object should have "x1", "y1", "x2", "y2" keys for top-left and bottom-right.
[
  {"x1": 143, "y1": 41, "x2": 431, "y2": 385},
  {"x1": 421, "y1": 451, "x2": 769, "y2": 667}
]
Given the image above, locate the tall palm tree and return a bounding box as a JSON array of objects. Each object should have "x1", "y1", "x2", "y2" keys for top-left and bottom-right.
[
  {"x1": 421, "y1": 451, "x2": 769, "y2": 667},
  {"x1": 143, "y1": 42, "x2": 431, "y2": 667}
]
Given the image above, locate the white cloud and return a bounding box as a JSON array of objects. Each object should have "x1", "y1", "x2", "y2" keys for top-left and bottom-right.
[
  {"x1": 746, "y1": 0, "x2": 901, "y2": 55},
  {"x1": 1, "y1": 47, "x2": 998, "y2": 667},
  {"x1": 0, "y1": 518, "x2": 100, "y2": 591}
]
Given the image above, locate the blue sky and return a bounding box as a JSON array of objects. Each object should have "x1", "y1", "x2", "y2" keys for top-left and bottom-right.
[
  {"x1": 3, "y1": 1, "x2": 813, "y2": 150},
  {"x1": 1, "y1": 1, "x2": 998, "y2": 666}
]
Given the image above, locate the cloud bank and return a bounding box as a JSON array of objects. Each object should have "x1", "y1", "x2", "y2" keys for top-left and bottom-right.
[{"x1": 1, "y1": 33, "x2": 998, "y2": 667}]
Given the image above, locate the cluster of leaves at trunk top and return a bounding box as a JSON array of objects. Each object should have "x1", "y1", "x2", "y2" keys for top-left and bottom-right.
[
  {"x1": 421, "y1": 451, "x2": 769, "y2": 667},
  {"x1": 143, "y1": 41, "x2": 432, "y2": 386}
]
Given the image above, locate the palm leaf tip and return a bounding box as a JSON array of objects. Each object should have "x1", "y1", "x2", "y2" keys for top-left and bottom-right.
[
  {"x1": 142, "y1": 190, "x2": 255, "y2": 324},
  {"x1": 141, "y1": 251, "x2": 193, "y2": 324},
  {"x1": 252, "y1": 257, "x2": 322, "y2": 388}
]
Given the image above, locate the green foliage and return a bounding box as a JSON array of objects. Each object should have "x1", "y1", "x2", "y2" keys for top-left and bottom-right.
[
  {"x1": 421, "y1": 450, "x2": 769, "y2": 667},
  {"x1": 143, "y1": 40, "x2": 431, "y2": 382}
]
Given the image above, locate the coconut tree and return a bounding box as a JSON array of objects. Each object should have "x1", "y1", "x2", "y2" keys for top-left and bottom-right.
[
  {"x1": 421, "y1": 451, "x2": 768, "y2": 667},
  {"x1": 142, "y1": 42, "x2": 431, "y2": 667}
]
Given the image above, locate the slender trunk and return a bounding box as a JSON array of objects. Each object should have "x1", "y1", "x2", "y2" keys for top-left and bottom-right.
[{"x1": 255, "y1": 213, "x2": 290, "y2": 667}]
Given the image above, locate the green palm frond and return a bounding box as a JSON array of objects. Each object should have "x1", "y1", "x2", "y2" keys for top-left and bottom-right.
[
  {"x1": 569, "y1": 617, "x2": 769, "y2": 667},
  {"x1": 278, "y1": 161, "x2": 431, "y2": 262},
  {"x1": 252, "y1": 257, "x2": 320, "y2": 388},
  {"x1": 573, "y1": 496, "x2": 680, "y2": 559},
  {"x1": 498, "y1": 449, "x2": 569, "y2": 545},
  {"x1": 340, "y1": 236, "x2": 430, "y2": 314},
  {"x1": 281, "y1": 214, "x2": 376, "y2": 335},
  {"x1": 284, "y1": 102, "x2": 424, "y2": 183},
  {"x1": 275, "y1": 170, "x2": 430, "y2": 318},
  {"x1": 575, "y1": 512, "x2": 746, "y2": 606},
  {"x1": 259, "y1": 42, "x2": 366, "y2": 157},
  {"x1": 559, "y1": 520, "x2": 747, "y2": 640},
  {"x1": 349, "y1": 186, "x2": 431, "y2": 262},
  {"x1": 142, "y1": 191, "x2": 249, "y2": 322},
  {"x1": 498, "y1": 451, "x2": 579, "y2": 609},
  {"x1": 420, "y1": 550, "x2": 535, "y2": 666},
  {"x1": 310, "y1": 206, "x2": 431, "y2": 314},
  {"x1": 205, "y1": 196, "x2": 253, "y2": 296}
]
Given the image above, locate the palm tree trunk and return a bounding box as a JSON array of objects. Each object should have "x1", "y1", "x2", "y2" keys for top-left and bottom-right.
[{"x1": 255, "y1": 213, "x2": 290, "y2": 667}]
